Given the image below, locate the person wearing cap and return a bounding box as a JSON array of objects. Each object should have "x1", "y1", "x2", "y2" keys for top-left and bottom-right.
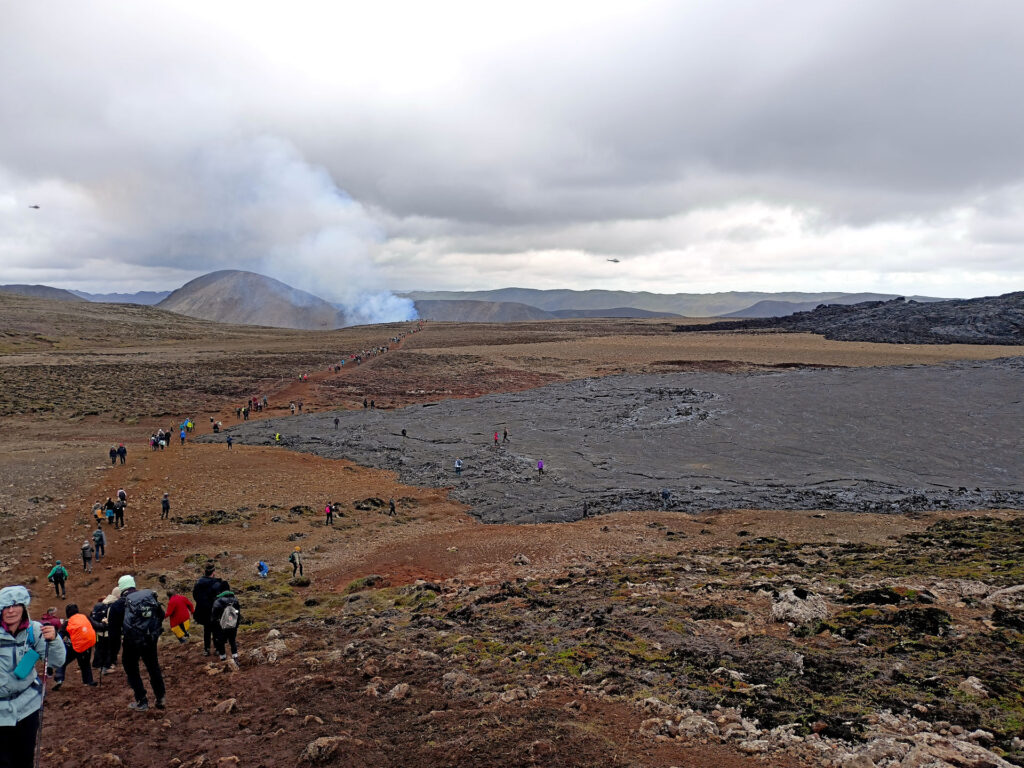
[
  {"x1": 289, "y1": 546, "x2": 303, "y2": 577},
  {"x1": 191, "y1": 563, "x2": 222, "y2": 657},
  {"x1": 0, "y1": 585, "x2": 66, "y2": 765},
  {"x1": 107, "y1": 575, "x2": 165, "y2": 711}
]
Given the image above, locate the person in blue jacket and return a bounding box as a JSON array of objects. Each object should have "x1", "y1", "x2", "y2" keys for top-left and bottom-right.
[{"x1": 0, "y1": 585, "x2": 66, "y2": 767}]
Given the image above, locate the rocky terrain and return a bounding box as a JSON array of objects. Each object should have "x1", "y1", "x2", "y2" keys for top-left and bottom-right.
[
  {"x1": 2, "y1": 295, "x2": 1023, "y2": 767},
  {"x1": 675, "y1": 292, "x2": 1024, "y2": 345},
  {"x1": 218, "y1": 358, "x2": 1024, "y2": 523}
]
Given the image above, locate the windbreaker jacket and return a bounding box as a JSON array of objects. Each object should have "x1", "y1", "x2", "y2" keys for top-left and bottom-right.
[{"x1": 0, "y1": 620, "x2": 66, "y2": 726}]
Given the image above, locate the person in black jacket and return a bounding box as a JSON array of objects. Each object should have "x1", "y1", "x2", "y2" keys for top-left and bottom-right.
[
  {"x1": 191, "y1": 563, "x2": 222, "y2": 657},
  {"x1": 108, "y1": 575, "x2": 165, "y2": 712},
  {"x1": 210, "y1": 583, "x2": 241, "y2": 662}
]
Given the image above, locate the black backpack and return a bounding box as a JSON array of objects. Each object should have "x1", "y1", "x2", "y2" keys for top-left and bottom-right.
[{"x1": 122, "y1": 590, "x2": 162, "y2": 646}]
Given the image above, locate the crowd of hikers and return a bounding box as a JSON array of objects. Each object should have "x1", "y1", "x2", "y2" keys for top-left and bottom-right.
[{"x1": 1, "y1": 563, "x2": 245, "y2": 763}]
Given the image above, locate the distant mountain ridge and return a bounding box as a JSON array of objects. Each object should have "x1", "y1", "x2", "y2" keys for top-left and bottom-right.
[
  {"x1": 0, "y1": 284, "x2": 86, "y2": 302},
  {"x1": 71, "y1": 289, "x2": 170, "y2": 305},
  {"x1": 158, "y1": 270, "x2": 345, "y2": 330},
  {"x1": 400, "y1": 288, "x2": 946, "y2": 317}
]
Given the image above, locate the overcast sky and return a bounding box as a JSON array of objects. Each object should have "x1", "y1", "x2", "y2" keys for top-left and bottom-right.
[{"x1": 2, "y1": 1, "x2": 1023, "y2": 304}]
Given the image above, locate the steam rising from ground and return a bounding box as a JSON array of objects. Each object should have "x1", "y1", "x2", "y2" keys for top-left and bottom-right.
[{"x1": 7, "y1": 134, "x2": 416, "y2": 325}]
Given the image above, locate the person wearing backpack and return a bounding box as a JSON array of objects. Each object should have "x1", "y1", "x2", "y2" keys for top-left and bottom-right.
[
  {"x1": 92, "y1": 525, "x2": 106, "y2": 560},
  {"x1": 58, "y1": 604, "x2": 97, "y2": 687},
  {"x1": 47, "y1": 561, "x2": 68, "y2": 599},
  {"x1": 81, "y1": 540, "x2": 94, "y2": 574},
  {"x1": 0, "y1": 585, "x2": 65, "y2": 767},
  {"x1": 107, "y1": 575, "x2": 166, "y2": 712},
  {"x1": 165, "y1": 590, "x2": 194, "y2": 644},
  {"x1": 209, "y1": 583, "x2": 241, "y2": 662},
  {"x1": 192, "y1": 562, "x2": 222, "y2": 657},
  {"x1": 289, "y1": 546, "x2": 303, "y2": 577}
]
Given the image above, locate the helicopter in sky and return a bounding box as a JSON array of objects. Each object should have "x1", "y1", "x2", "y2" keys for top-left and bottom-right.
[{"x1": 606, "y1": 258, "x2": 620, "y2": 263}]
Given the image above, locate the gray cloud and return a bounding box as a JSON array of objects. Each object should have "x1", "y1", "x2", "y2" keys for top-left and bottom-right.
[{"x1": 1, "y1": 1, "x2": 1023, "y2": 298}]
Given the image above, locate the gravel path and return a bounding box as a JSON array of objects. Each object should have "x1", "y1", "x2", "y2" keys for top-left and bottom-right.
[{"x1": 215, "y1": 358, "x2": 1024, "y2": 523}]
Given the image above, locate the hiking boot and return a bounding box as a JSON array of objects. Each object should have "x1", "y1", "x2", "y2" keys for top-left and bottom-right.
[
  {"x1": 231, "y1": 653, "x2": 239, "y2": 662},
  {"x1": 52, "y1": 680, "x2": 63, "y2": 690},
  {"x1": 85, "y1": 681, "x2": 98, "y2": 687},
  {"x1": 155, "y1": 697, "x2": 166, "y2": 710},
  {"x1": 129, "y1": 700, "x2": 149, "y2": 712},
  {"x1": 219, "y1": 654, "x2": 227, "y2": 661},
  {"x1": 204, "y1": 648, "x2": 210, "y2": 656}
]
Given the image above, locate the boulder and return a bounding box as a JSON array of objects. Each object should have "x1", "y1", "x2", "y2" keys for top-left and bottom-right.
[{"x1": 770, "y1": 588, "x2": 828, "y2": 624}]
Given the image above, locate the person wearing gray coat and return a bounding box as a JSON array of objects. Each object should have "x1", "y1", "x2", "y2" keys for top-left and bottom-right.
[{"x1": 0, "y1": 584, "x2": 66, "y2": 767}]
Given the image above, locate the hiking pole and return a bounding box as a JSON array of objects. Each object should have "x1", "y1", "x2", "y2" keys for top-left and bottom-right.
[{"x1": 34, "y1": 640, "x2": 50, "y2": 768}]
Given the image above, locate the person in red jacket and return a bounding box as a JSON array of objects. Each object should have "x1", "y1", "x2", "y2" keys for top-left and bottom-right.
[{"x1": 165, "y1": 590, "x2": 195, "y2": 644}]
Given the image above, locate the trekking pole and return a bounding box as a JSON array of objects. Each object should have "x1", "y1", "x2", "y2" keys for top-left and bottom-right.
[{"x1": 34, "y1": 641, "x2": 50, "y2": 768}]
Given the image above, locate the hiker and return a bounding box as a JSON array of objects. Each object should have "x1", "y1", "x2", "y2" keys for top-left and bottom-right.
[
  {"x1": 117, "y1": 488, "x2": 127, "y2": 505},
  {"x1": 389, "y1": 498, "x2": 396, "y2": 516},
  {"x1": 117, "y1": 444, "x2": 127, "y2": 465},
  {"x1": 92, "y1": 501, "x2": 104, "y2": 526},
  {"x1": 274, "y1": 433, "x2": 281, "y2": 443},
  {"x1": 91, "y1": 587, "x2": 120, "y2": 672},
  {"x1": 256, "y1": 561, "x2": 269, "y2": 579},
  {"x1": 0, "y1": 585, "x2": 65, "y2": 765},
  {"x1": 114, "y1": 498, "x2": 126, "y2": 529},
  {"x1": 92, "y1": 525, "x2": 106, "y2": 560},
  {"x1": 401, "y1": 428, "x2": 406, "y2": 438},
  {"x1": 503, "y1": 428, "x2": 508, "y2": 443},
  {"x1": 108, "y1": 575, "x2": 166, "y2": 711},
  {"x1": 192, "y1": 563, "x2": 222, "y2": 657},
  {"x1": 494, "y1": 431, "x2": 499, "y2": 446},
  {"x1": 324, "y1": 503, "x2": 333, "y2": 526},
  {"x1": 81, "y1": 540, "x2": 94, "y2": 573},
  {"x1": 298, "y1": 401, "x2": 303, "y2": 412},
  {"x1": 109, "y1": 446, "x2": 117, "y2": 465},
  {"x1": 455, "y1": 458, "x2": 463, "y2": 476},
  {"x1": 537, "y1": 459, "x2": 544, "y2": 474},
  {"x1": 289, "y1": 547, "x2": 303, "y2": 577},
  {"x1": 290, "y1": 402, "x2": 295, "y2": 415},
  {"x1": 58, "y1": 604, "x2": 97, "y2": 687},
  {"x1": 370, "y1": 400, "x2": 375, "y2": 409},
  {"x1": 179, "y1": 428, "x2": 186, "y2": 446},
  {"x1": 334, "y1": 417, "x2": 339, "y2": 429},
  {"x1": 661, "y1": 488, "x2": 672, "y2": 510},
  {"x1": 210, "y1": 583, "x2": 241, "y2": 662},
  {"x1": 47, "y1": 561, "x2": 68, "y2": 599},
  {"x1": 161, "y1": 492, "x2": 170, "y2": 520},
  {"x1": 165, "y1": 590, "x2": 194, "y2": 644},
  {"x1": 226, "y1": 435, "x2": 233, "y2": 449}
]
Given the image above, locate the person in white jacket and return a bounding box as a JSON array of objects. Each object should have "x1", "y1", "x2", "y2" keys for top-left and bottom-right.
[{"x1": 0, "y1": 584, "x2": 66, "y2": 767}]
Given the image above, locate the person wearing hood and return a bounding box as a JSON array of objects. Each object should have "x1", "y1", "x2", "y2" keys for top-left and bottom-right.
[
  {"x1": 81, "y1": 540, "x2": 94, "y2": 574},
  {"x1": 107, "y1": 575, "x2": 166, "y2": 712},
  {"x1": 209, "y1": 583, "x2": 241, "y2": 662},
  {"x1": 191, "y1": 563, "x2": 222, "y2": 657},
  {"x1": 92, "y1": 524, "x2": 106, "y2": 560},
  {"x1": 47, "y1": 561, "x2": 68, "y2": 599},
  {"x1": 0, "y1": 585, "x2": 65, "y2": 766}
]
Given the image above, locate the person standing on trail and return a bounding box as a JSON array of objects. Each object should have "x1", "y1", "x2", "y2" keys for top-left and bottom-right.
[
  {"x1": 58, "y1": 604, "x2": 97, "y2": 688},
  {"x1": 117, "y1": 444, "x2": 127, "y2": 464},
  {"x1": 389, "y1": 498, "x2": 396, "y2": 516},
  {"x1": 179, "y1": 428, "x2": 186, "y2": 446},
  {"x1": 494, "y1": 431, "x2": 499, "y2": 446},
  {"x1": 161, "y1": 492, "x2": 170, "y2": 520},
  {"x1": 92, "y1": 501, "x2": 104, "y2": 526},
  {"x1": 226, "y1": 435, "x2": 233, "y2": 449},
  {"x1": 192, "y1": 563, "x2": 222, "y2": 657},
  {"x1": 289, "y1": 547, "x2": 304, "y2": 577},
  {"x1": 109, "y1": 446, "x2": 117, "y2": 465},
  {"x1": 114, "y1": 498, "x2": 126, "y2": 529},
  {"x1": 455, "y1": 458, "x2": 463, "y2": 476},
  {"x1": 117, "y1": 488, "x2": 127, "y2": 505},
  {"x1": 502, "y1": 428, "x2": 508, "y2": 443},
  {"x1": 91, "y1": 588, "x2": 119, "y2": 673},
  {"x1": 334, "y1": 417, "x2": 339, "y2": 429},
  {"x1": 47, "y1": 561, "x2": 68, "y2": 599},
  {"x1": 81, "y1": 540, "x2": 94, "y2": 573},
  {"x1": 108, "y1": 575, "x2": 166, "y2": 712},
  {"x1": 93, "y1": 524, "x2": 106, "y2": 560},
  {"x1": 324, "y1": 503, "x2": 333, "y2": 526},
  {"x1": 210, "y1": 583, "x2": 241, "y2": 662},
  {"x1": 537, "y1": 459, "x2": 544, "y2": 475},
  {"x1": 290, "y1": 402, "x2": 296, "y2": 415},
  {"x1": 165, "y1": 590, "x2": 194, "y2": 644},
  {"x1": 0, "y1": 585, "x2": 65, "y2": 765},
  {"x1": 661, "y1": 488, "x2": 672, "y2": 510}
]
